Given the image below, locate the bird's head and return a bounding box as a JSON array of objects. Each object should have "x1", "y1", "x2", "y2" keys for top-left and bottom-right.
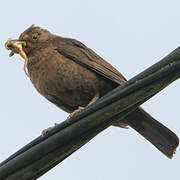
[
  {"x1": 5, "y1": 25, "x2": 53, "y2": 77},
  {"x1": 6, "y1": 25, "x2": 52, "y2": 56},
  {"x1": 19, "y1": 25, "x2": 52, "y2": 55}
]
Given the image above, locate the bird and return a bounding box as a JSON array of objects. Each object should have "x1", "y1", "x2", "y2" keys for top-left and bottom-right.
[{"x1": 5, "y1": 25, "x2": 179, "y2": 158}]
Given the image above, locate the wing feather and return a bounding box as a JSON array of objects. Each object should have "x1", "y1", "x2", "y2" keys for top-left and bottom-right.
[{"x1": 53, "y1": 37, "x2": 126, "y2": 85}]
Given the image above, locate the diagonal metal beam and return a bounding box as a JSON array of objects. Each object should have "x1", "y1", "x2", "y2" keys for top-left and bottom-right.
[{"x1": 0, "y1": 47, "x2": 180, "y2": 180}]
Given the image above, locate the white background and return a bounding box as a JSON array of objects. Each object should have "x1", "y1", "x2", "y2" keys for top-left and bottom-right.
[{"x1": 0, "y1": 0, "x2": 180, "y2": 179}]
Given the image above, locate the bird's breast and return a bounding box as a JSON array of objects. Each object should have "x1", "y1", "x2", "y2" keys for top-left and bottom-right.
[{"x1": 27, "y1": 49, "x2": 101, "y2": 111}]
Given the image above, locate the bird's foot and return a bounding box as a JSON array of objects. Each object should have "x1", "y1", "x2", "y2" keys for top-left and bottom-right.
[
  {"x1": 42, "y1": 123, "x2": 58, "y2": 136},
  {"x1": 70, "y1": 106, "x2": 85, "y2": 117}
]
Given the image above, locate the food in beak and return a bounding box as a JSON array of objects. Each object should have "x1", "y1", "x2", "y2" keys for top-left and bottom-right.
[{"x1": 5, "y1": 39, "x2": 30, "y2": 77}]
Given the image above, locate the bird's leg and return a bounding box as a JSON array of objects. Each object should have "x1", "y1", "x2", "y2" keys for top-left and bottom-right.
[
  {"x1": 86, "y1": 92, "x2": 100, "y2": 107},
  {"x1": 69, "y1": 92, "x2": 100, "y2": 117},
  {"x1": 42, "y1": 92, "x2": 100, "y2": 135}
]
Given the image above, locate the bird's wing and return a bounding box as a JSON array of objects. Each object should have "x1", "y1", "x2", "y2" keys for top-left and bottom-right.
[{"x1": 54, "y1": 37, "x2": 126, "y2": 85}]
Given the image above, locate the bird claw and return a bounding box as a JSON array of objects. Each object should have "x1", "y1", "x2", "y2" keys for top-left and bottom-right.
[{"x1": 69, "y1": 106, "x2": 85, "y2": 117}]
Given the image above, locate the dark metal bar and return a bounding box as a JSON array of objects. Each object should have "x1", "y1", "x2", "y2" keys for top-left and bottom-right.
[{"x1": 0, "y1": 47, "x2": 180, "y2": 180}]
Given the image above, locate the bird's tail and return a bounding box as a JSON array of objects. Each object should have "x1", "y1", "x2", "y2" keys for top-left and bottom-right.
[{"x1": 113, "y1": 107, "x2": 179, "y2": 158}]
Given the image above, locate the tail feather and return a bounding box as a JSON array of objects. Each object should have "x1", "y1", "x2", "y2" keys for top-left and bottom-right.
[{"x1": 113, "y1": 107, "x2": 179, "y2": 158}]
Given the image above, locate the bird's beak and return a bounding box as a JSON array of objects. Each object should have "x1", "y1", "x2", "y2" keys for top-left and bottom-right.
[
  {"x1": 5, "y1": 38, "x2": 30, "y2": 77},
  {"x1": 5, "y1": 39, "x2": 27, "y2": 59}
]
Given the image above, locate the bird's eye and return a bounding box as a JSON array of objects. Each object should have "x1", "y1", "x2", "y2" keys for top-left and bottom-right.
[{"x1": 32, "y1": 35, "x2": 38, "y2": 40}]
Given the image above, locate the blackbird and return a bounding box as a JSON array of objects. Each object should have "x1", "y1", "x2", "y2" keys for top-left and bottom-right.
[{"x1": 5, "y1": 25, "x2": 179, "y2": 158}]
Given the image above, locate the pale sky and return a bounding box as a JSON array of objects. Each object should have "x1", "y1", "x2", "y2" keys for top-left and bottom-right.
[{"x1": 0, "y1": 0, "x2": 180, "y2": 179}]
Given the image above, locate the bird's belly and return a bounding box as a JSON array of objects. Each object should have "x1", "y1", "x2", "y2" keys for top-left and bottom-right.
[{"x1": 29, "y1": 56, "x2": 100, "y2": 112}]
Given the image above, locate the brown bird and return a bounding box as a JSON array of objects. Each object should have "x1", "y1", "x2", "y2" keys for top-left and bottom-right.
[{"x1": 5, "y1": 25, "x2": 179, "y2": 158}]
